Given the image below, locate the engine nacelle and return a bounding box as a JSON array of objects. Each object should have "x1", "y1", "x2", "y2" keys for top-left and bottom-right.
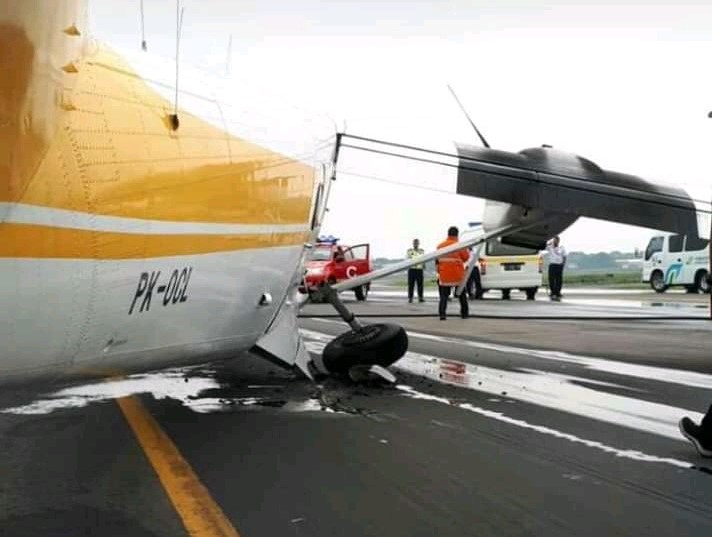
[{"x1": 482, "y1": 200, "x2": 578, "y2": 250}]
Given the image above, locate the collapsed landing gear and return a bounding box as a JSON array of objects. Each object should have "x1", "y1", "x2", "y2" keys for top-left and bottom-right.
[
  {"x1": 322, "y1": 323, "x2": 407, "y2": 375},
  {"x1": 309, "y1": 284, "x2": 408, "y2": 382}
]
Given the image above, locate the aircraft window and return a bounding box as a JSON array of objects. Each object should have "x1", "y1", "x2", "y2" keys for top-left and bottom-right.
[
  {"x1": 349, "y1": 246, "x2": 367, "y2": 260},
  {"x1": 685, "y1": 235, "x2": 709, "y2": 252},
  {"x1": 310, "y1": 248, "x2": 332, "y2": 261},
  {"x1": 645, "y1": 237, "x2": 663, "y2": 260},
  {"x1": 486, "y1": 240, "x2": 537, "y2": 256},
  {"x1": 668, "y1": 235, "x2": 684, "y2": 253}
]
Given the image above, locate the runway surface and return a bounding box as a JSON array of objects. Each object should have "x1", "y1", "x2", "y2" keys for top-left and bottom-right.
[{"x1": 2, "y1": 288, "x2": 712, "y2": 536}]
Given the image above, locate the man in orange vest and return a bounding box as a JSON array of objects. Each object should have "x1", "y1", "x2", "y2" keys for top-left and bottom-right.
[{"x1": 436, "y1": 226, "x2": 470, "y2": 320}]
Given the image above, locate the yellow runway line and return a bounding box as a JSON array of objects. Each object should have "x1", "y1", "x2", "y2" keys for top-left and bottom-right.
[{"x1": 117, "y1": 396, "x2": 242, "y2": 537}]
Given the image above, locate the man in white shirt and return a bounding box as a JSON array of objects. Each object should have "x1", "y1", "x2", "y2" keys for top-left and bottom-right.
[{"x1": 546, "y1": 236, "x2": 567, "y2": 301}]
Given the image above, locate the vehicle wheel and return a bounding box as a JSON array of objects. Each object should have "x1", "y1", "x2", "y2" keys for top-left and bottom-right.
[
  {"x1": 354, "y1": 284, "x2": 368, "y2": 301},
  {"x1": 525, "y1": 287, "x2": 537, "y2": 300},
  {"x1": 695, "y1": 270, "x2": 711, "y2": 294},
  {"x1": 501, "y1": 289, "x2": 511, "y2": 300},
  {"x1": 322, "y1": 323, "x2": 408, "y2": 375},
  {"x1": 650, "y1": 270, "x2": 668, "y2": 293},
  {"x1": 308, "y1": 291, "x2": 321, "y2": 303}
]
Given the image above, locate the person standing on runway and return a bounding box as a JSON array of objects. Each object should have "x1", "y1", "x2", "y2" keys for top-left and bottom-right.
[
  {"x1": 546, "y1": 236, "x2": 567, "y2": 301},
  {"x1": 436, "y1": 226, "x2": 470, "y2": 320},
  {"x1": 406, "y1": 238, "x2": 425, "y2": 303}
]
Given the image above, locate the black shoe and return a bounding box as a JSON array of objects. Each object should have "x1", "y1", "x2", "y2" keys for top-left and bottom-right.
[
  {"x1": 408, "y1": 298, "x2": 413, "y2": 303},
  {"x1": 439, "y1": 315, "x2": 446, "y2": 321},
  {"x1": 419, "y1": 298, "x2": 425, "y2": 303},
  {"x1": 679, "y1": 417, "x2": 712, "y2": 457},
  {"x1": 461, "y1": 314, "x2": 469, "y2": 319}
]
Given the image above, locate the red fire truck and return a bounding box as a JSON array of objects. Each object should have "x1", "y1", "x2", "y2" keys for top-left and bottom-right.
[{"x1": 300, "y1": 238, "x2": 372, "y2": 301}]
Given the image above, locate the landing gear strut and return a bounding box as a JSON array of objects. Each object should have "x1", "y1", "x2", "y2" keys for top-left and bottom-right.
[{"x1": 310, "y1": 284, "x2": 408, "y2": 382}]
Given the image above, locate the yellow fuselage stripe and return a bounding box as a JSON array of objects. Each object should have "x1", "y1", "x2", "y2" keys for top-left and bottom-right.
[
  {"x1": 0, "y1": 223, "x2": 307, "y2": 259},
  {"x1": 117, "y1": 396, "x2": 242, "y2": 537}
]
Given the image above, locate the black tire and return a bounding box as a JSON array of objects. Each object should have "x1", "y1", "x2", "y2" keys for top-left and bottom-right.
[
  {"x1": 354, "y1": 284, "x2": 369, "y2": 301},
  {"x1": 525, "y1": 287, "x2": 537, "y2": 300},
  {"x1": 322, "y1": 323, "x2": 408, "y2": 375},
  {"x1": 650, "y1": 270, "x2": 668, "y2": 293},
  {"x1": 695, "y1": 270, "x2": 711, "y2": 294},
  {"x1": 308, "y1": 291, "x2": 321, "y2": 303},
  {"x1": 501, "y1": 289, "x2": 511, "y2": 300}
]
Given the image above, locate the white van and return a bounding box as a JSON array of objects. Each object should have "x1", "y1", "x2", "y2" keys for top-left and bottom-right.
[
  {"x1": 642, "y1": 233, "x2": 710, "y2": 293},
  {"x1": 461, "y1": 227, "x2": 543, "y2": 300}
]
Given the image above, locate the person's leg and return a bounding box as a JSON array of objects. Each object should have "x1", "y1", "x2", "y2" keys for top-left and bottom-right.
[
  {"x1": 407, "y1": 269, "x2": 415, "y2": 302},
  {"x1": 548, "y1": 264, "x2": 555, "y2": 297},
  {"x1": 416, "y1": 269, "x2": 424, "y2": 301},
  {"x1": 438, "y1": 285, "x2": 449, "y2": 319},
  {"x1": 701, "y1": 404, "x2": 712, "y2": 434},
  {"x1": 556, "y1": 265, "x2": 564, "y2": 297},
  {"x1": 679, "y1": 404, "x2": 712, "y2": 456},
  {"x1": 472, "y1": 267, "x2": 482, "y2": 299},
  {"x1": 458, "y1": 288, "x2": 469, "y2": 318}
]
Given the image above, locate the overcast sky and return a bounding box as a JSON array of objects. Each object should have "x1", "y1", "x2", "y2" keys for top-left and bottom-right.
[{"x1": 90, "y1": 1, "x2": 712, "y2": 258}]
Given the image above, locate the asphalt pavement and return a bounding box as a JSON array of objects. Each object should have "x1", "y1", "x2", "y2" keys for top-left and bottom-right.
[{"x1": 2, "y1": 288, "x2": 712, "y2": 536}]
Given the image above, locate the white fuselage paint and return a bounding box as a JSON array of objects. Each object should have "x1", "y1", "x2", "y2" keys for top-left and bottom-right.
[{"x1": 2, "y1": 245, "x2": 304, "y2": 378}]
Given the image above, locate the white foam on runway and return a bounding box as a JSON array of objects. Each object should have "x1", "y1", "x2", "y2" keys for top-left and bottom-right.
[
  {"x1": 0, "y1": 367, "x2": 331, "y2": 415},
  {"x1": 0, "y1": 368, "x2": 218, "y2": 415},
  {"x1": 300, "y1": 329, "x2": 707, "y2": 442},
  {"x1": 311, "y1": 320, "x2": 712, "y2": 390},
  {"x1": 397, "y1": 385, "x2": 694, "y2": 470}
]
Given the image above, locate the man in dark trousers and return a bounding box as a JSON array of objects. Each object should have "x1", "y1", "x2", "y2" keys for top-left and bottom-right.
[
  {"x1": 465, "y1": 248, "x2": 483, "y2": 300},
  {"x1": 436, "y1": 226, "x2": 470, "y2": 320},
  {"x1": 546, "y1": 236, "x2": 567, "y2": 301},
  {"x1": 406, "y1": 238, "x2": 425, "y2": 303}
]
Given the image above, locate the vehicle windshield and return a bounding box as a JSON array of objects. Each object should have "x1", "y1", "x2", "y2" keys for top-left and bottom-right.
[
  {"x1": 486, "y1": 240, "x2": 538, "y2": 257},
  {"x1": 645, "y1": 236, "x2": 664, "y2": 260},
  {"x1": 310, "y1": 247, "x2": 333, "y2": 261}
]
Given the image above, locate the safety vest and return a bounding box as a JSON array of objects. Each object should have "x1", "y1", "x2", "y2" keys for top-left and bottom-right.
[
  {"x1": 406, "y1": 248, "x2": 424, "y2": 269},
  {"x1": 436, "y1": 237, "x2": 469, "y2": 286}
]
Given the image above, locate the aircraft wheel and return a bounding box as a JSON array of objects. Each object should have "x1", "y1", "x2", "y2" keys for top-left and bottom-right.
[
  {"x1": 322, "y1": 323, "x2": 408, "y2": 375},
  {"x1": 650, "y1": 270, "x2": 668, "y2": 293}
]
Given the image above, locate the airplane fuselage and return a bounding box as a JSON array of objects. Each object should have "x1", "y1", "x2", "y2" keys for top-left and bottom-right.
[{"x1": 1, "y1": 1, "x2": 328, "y2": 382}]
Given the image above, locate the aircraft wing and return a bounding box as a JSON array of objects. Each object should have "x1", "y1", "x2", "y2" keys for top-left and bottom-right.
[{"x1": 455, "y1": 143, "x2": 711, "y2": 240}]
